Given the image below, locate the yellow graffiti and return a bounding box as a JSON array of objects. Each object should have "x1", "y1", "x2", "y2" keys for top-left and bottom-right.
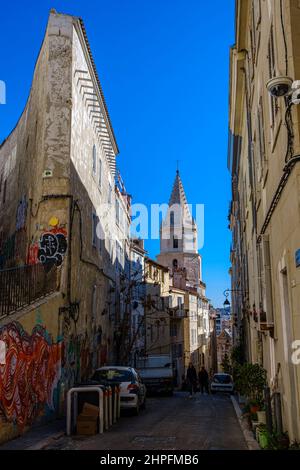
[{"x1": 49, "y1": 217, "x2": 59, "y2": 227}]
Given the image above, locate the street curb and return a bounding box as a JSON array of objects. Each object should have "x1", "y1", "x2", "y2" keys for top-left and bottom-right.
[
  {"x1": 27, "y1": 431, "x2": 65, "y2": 450},
  {"x1": 230, "y1": 395, "x2": 260, "y2": 450}
]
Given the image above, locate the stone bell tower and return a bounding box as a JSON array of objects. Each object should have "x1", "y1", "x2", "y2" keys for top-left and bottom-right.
[{"x1": 157, "y1": 170, "x2": 202, "y2": 289}]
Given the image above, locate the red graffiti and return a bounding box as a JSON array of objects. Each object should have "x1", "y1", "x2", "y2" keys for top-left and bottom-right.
[
  {"x1": 0, "y1": 322, "x2": 61, "y2": 428},
  {"x1": 27, "y1": 242, "x2": 39, "y2": 265}
]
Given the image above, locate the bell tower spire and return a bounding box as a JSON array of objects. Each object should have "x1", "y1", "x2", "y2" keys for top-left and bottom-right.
[{"x1": 157, "y1": 171, "x2": 202, "y2": 289}]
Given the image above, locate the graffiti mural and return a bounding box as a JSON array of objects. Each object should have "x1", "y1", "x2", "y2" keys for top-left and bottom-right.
[
  {"x1": 27, "y1": 217, "x2": 68, "y2": 269},
  {"x1": 61, "y1": 327, "x2": 103, "y2": 388},
  {"x1": 0, "y1": 322, "x2": 61, "y2": 428},
  {"x1": 16, "y1": 196, "x2": 27, "y2": 231},
  {"x1": 38, "y1": 231, "x2": 67, "y2": 267}
]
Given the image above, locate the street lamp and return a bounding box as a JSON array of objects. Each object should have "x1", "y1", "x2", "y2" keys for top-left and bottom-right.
[{"x1": 223, "y1": 288, "x2": 245, "y2": 308}]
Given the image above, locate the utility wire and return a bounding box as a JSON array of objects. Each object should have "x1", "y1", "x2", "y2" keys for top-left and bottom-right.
[{"x1": 280, "y1": 0, "x2": 288, "y2": 76}]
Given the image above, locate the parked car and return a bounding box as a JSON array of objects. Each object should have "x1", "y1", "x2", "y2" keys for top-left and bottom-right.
[
  {"x1": 210, "y1": 373, "x2": 234, "y2": 394},
  {"x1": 92, "y1": 366, "x2": 146, "y2": 415}
]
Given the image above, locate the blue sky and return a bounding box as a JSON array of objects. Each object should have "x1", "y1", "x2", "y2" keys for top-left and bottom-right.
[{"x1": 0, "y1": 0, "x2": 235, "y2": 307}]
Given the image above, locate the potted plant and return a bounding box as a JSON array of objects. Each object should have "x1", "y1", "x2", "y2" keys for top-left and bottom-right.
[
  {"x1": 275, "y1": 432, "x2": 290, "y2": 450},
  {"x1": 234, "y1": 363, "x2": 267, "y2": 407},
  {"x1": 256, "y1": 424, "x2": 270, "y2": 449},
  {"x1": 257, "y1": 407, "x2": 266, "y2": 424}
]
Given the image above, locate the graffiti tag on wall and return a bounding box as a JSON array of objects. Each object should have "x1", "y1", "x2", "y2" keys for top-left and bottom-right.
[
  {"x1": 16, "y1": 195, "x2": 27, "y2": 231},
  {"x1": 38, "y1": 232, "x2": 67, "y2": 267},
  {"x1": 61, "y1": 326, "x2": 103, "y2": 388},
  {"x1": 28, "y1": 217, "x2": 68, "y2": 269},
  {"x1": 0, "y1": 322, "x2": 61, "y2": 428}
]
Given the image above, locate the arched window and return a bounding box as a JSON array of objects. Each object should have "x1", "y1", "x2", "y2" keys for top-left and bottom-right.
[
  {"x1": 170, "y1": 211, "x2": 174, "y2": 226},
  {"x1": 173, "y1": 259, "x2": 178, "y2": 269},
  {"x1": 98, "y1": 158, "x2": 102, "y2": 187},
  {"x1": 92, "y1": 145, "x2": 96, "y2": 173}
]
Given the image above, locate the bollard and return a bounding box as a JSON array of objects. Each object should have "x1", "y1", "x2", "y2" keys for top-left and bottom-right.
[
  {"x1": 117, "y1": 385, "x2": 121, "y2": 419},
  {"x1": 113, "y1": 386, "x2": 117, "y2": 423},
  {"x1": 104, "y1": 388, "x2": 109, "y2": 430},
  {"x1": 66, "y1": 386, "x2": 104, "y2": 436},
  {"x1": 108, "y1": 386, "x2": 113, "y2": 427}
]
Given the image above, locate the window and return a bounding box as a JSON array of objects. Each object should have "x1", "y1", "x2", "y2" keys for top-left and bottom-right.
[
  {"x1": 170, "y1": 323, "x2": 177, "y2": 337},
  {"x1": 257, "y1": 98, "x2": 265, "y2": 179},
  {"x1": 108, "y1": 184, "x2": 112, "y2": 204},
  {"x1": 170, "y1": 211, "x2": 174, "y2": 226},
  {"x1": 173, "y1": 235, "x2": 178, "y2": 249},
  {"x1": 92, "y1": 145, "x2": 96, "y2": 174},
  {"x1": 191, "y1": 329, "x2": 197, "y2": 345},
  {"x1": 116, "y1": 198, "x2": 120, "y2": 225},
  {"x1": 98, "y1": 158, "x2": 102, "y2": 188},
  {"x1": 268, "y1": 26, "x2": 278, "y2": 126},
  {"x1": 92, "y1": 284, "x2": 97, "y2": 321},
  {"x1": 173, "y1": 259, "x2": 178, "y2": 269},
  {"x1": 92, "y1": 211, "x2": 97, "y2": 247}
]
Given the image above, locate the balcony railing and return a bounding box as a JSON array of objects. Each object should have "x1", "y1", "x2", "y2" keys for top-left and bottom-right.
[
  {"x1": 0, "y1": 263, "x2": 58, "y2": 318},
  {"x1": 169, "y1": 306, "x2": 185, "y2": 318}
]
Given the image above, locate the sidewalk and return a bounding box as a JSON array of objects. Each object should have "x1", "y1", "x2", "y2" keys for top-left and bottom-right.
[
  {"x1": 230, "y1": 395, "x2": 260, "y2": 450},
  {"x1": 0, "y1": 419, "x2": 65, "y2": 450}
]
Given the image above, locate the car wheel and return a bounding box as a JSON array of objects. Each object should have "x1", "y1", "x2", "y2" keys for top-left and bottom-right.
[
  {"x1": 141, "y1": 398, "x2": 146, "y2": 410},
  {"x1": 211, "y1": 390, "x2": 216, "y2": 395}
]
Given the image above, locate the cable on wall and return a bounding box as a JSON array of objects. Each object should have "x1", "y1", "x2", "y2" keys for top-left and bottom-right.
[{"x1": 280, "y1": 0, "x2": 288, "y2": 76}]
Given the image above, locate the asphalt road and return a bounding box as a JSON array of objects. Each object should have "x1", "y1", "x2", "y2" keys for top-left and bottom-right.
[{"x1": 45, "y1": 391, "x2": 247, "y2": 450}]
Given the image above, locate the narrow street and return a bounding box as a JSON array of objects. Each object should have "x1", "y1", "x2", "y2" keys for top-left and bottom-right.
[{"x1": 44, "y1": 392, "x2": 247, "y2": 450}]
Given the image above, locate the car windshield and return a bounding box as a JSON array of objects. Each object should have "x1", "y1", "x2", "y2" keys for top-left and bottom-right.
[
  {"x1": 92, "y1": 369, "x2": 133, "y2": 383},
  {"x1": 213, "y1": 374, "x2": 232, "y2": 384}
]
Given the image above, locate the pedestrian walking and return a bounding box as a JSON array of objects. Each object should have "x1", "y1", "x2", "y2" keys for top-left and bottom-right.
[
  {"x1": 186, "y1": 362, "x2": 197, "y2": 398},
  {"x1": 198, "y1": 366, "x2": 209, "y2": 394}
]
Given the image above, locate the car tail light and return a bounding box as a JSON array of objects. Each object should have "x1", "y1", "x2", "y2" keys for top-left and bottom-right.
[{"x1": 127, "y1": 384, "x2": 139, "y2": 393}]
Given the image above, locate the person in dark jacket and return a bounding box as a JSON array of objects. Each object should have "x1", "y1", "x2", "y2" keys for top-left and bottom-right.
[
  {"x1": 198, "y1": 366, "x2": 209, "y2": 394},
  {"x1": 186, "y1": 362, "x2": 197, "y2": 398}
]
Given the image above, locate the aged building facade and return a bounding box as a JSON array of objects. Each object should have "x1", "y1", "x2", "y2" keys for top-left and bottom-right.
[
  {"x1": 157, "y1": 171, "x2": 213, "y2": 377},
  {"x1": 229, "y1": 0, "x2": 300, "y2": 441},
  {"x1": 144, "y1": 258, "x2": 170, "y2": 356},
  {"x1": 0, "y1": 11, "x2": 130, "y2": 442}
]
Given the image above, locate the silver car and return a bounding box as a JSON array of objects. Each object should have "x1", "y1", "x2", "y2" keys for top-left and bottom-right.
[
  {"x1": 210, "y1": 373, "x2": 234, "y2": 394},
  {"x1": 92, "y1": 366, "x2": 147, "y2": 415}
]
